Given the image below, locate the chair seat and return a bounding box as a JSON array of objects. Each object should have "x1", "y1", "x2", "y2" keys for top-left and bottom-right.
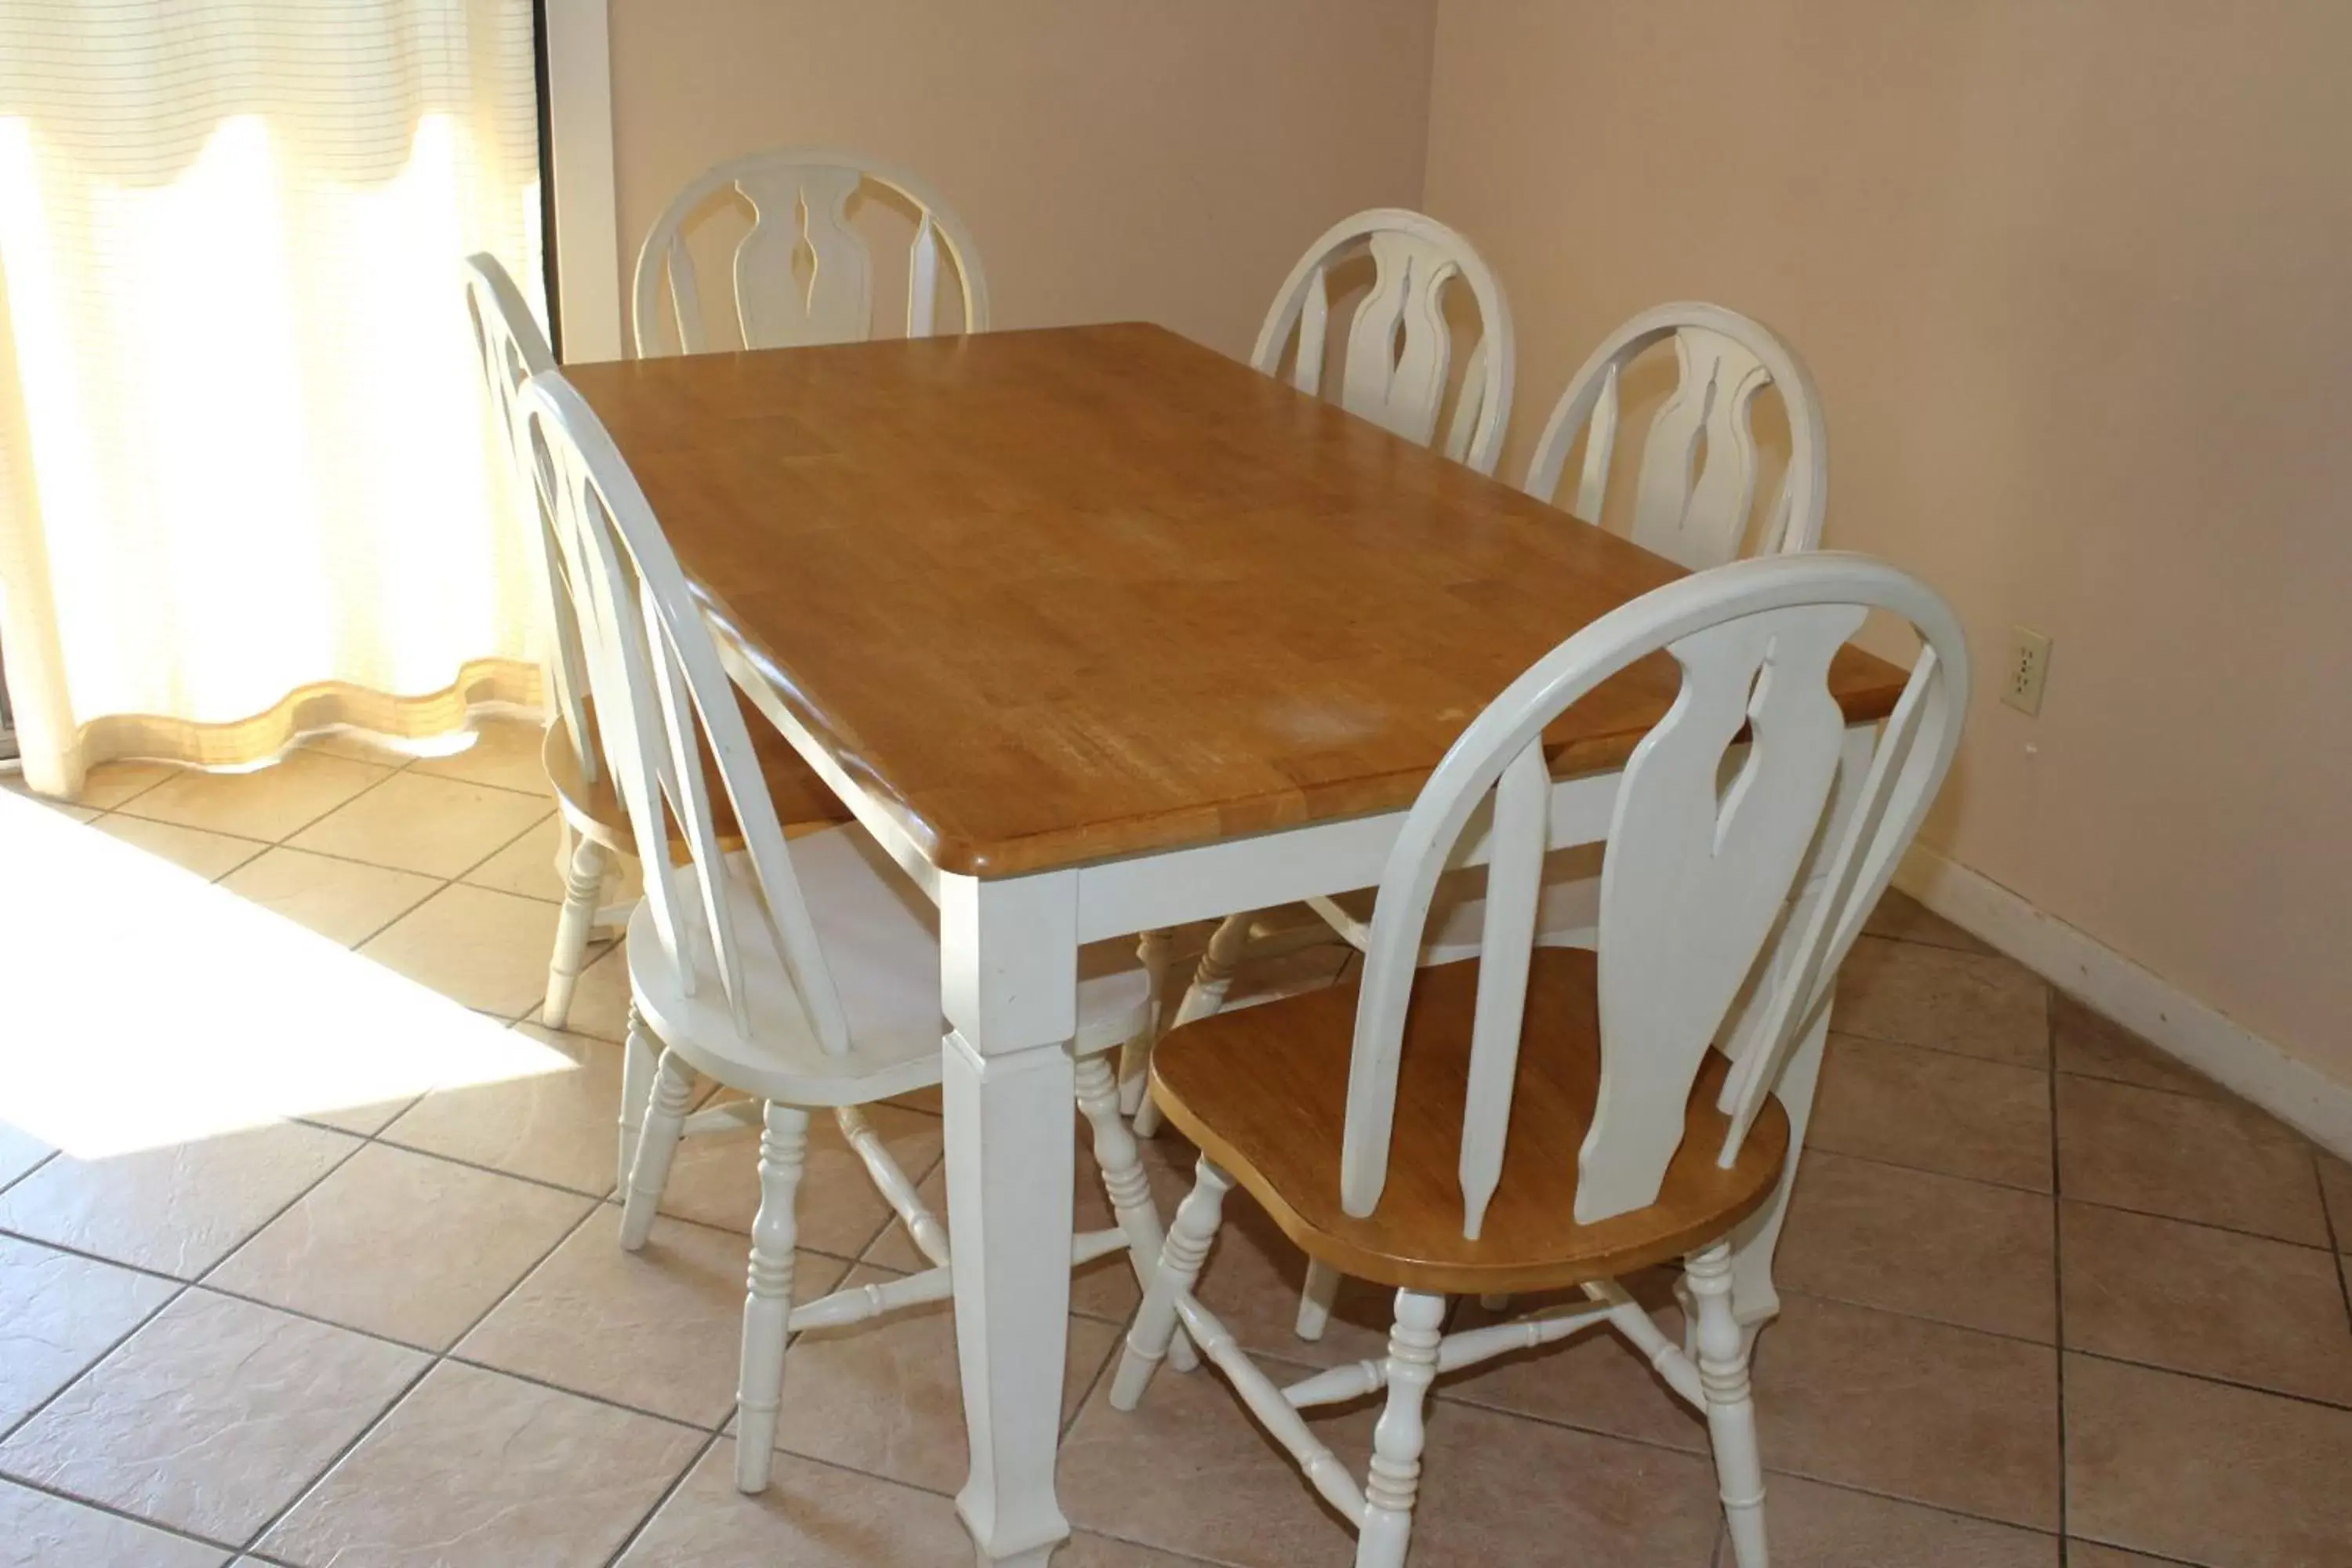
[
  {"x1": 630, "y1": 825, "x2": 1152, "y2": 1109},
  {"x1": 544, "y1": 695, "x2": 851, "y2": 850},
  {"x1": 1148, "y1": 946, "x2": 1788, "y2": 1294},
  {"x1": 1314, "y1": 844, "x2": 1605, "y2": 957}
]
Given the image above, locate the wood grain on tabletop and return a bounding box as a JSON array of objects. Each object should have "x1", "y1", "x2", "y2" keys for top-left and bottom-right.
[{"x1": 562, "y1": 323, "x2": 1907, "y2": 877}]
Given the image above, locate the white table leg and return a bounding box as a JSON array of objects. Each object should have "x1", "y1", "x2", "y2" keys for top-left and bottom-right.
[{"x1": 940, "y1": 871, "x2": 1080, "y2": 1567}]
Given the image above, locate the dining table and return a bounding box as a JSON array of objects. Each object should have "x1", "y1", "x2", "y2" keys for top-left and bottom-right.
[{"x1": 561, "y1": 321, "x2": 1908, "y2": 1566}]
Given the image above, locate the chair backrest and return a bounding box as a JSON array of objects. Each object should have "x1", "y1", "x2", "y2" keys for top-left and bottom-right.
[
  {"x1": 516, "y1": 369, "x2": 853, "y2": 1052},
  {"x1": 632, "y1": 148, "x2": 990, "y2": 357},
  {"x1": 1523, "y1": 303, "x2": 1827, "y2": 570},
  {"x1": 462, "y1": 253, "x2": 596, "y2": 779},
  {"x1": 1341, "y1": 553, "x2": 1966, "y2": 1237},
  {"x1": 1252, "y1": 208, "x2": 1515, "y2": 477}
]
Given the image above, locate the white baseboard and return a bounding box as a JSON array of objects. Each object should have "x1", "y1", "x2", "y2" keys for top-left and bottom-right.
[{"x1": 1895, "y1": 845, "x2": 2352, "y2": 1162}]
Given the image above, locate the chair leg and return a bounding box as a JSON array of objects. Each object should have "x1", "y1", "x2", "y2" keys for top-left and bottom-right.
[
  {"x1": 617, "y1": 1002, "x2": 655, "y2": 1194},
  {"x1": 543, "y1": 833, "x2": 608, "y2": 1028},
  {"x1": 619, "y1": 1045, "x2": 695, "y2": 1251},
  {"x1": 1076, "y1": 1054, "x2": 1196, "y2": 1372},
  {"x1": 1296, "y1": 1258, "x2": 1341, "y2": 1341},
  {"x1": 1356, "y1": 1290, "x2": 1446, "y2": 1568},
  {"x1": 1119, "y1": 928, "x2": 1175, "y2": 1117},
  {"x1": 735, "y1": 1102, "x2": 808, "y2": 1494},
  {"x1": 1138, "y1": 913, "x2": 1254, "y2": 1137},
  {"x1": 1111, "y1": 1156, "x2": 1231, "y2": 1410},
  {"x1": 1689, "y1": 1240, "x2": 1769, "y2": 1566}
]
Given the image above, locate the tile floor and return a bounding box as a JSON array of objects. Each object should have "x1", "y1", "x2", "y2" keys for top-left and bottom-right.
[{"x1": 3, "y1": 720, "x2": 2350, "y2": 1567}]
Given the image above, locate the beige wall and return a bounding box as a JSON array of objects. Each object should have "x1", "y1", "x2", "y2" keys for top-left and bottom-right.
[
  {"x1": 1425, "y1": 0, "x2": 2352, "y2": 1080},
  {"x1": 605, "y1": 0, "x2": 1439, "y2": 362}
]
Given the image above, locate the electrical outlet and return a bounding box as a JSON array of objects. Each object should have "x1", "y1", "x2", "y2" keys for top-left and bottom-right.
[{"x1": 2003, "y1": 625, "x2": 2052, "y2": 716}]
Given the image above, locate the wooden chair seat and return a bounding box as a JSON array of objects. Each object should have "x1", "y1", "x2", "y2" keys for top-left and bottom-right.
[
  {"x1": 1149, "y1": 946, "x2": 1789, "y2": 1296},
  {"x1": 543, "y1": 693, "x2": 851, "y2": 848}
]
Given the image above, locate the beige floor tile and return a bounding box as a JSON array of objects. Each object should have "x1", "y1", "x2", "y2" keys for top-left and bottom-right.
[
  {"x1": 0, "y1": 1122, "x2": 50, "y2": 1190},
  {"x1": 2056, "y1": 1075, "x2": 2328, "y2": 1245},
  {"x1": 214, "y1": 848, "x2": 440, "y2": 949},
  {"x1": 1065, "y1": 1360, "x2": 1723, "y2": 1566},
  {"x1": 0, "y1": 778, "x2": 100, "y2": 822},
  {"x1": 1775, "y1": 1150, "x2": 2056, "y2": 1341},
  {"x1": 1058, "y1": 1339, "x2": 1372, "y2": 1564},
  {"x1": 459, "y1": 812, "x2": 568, "y2": 902},
  {"x1": 0, "y1": 1477, "x2": 230, "y2": 1567},
  {"x1": 406, "y1": 717, "x2": 554, "y2": 797},
  {"x1": 656, "y1": 1102, "x2": 942, "y2": 1258},
  {"x1": 1833, "y1": 937, "x2": 2049, "y2": 1067},
  {"x1": 1057, "y1": 1532, "x2": 1214, "y2": 1566},
  {"x1": 65, "y1": 760, "x2": 183, "y2": 811},
  {"x1": 1400, "y1": 1399, "x2": 1724, "y2": 1567},
  {"x1": 206, "y1": 1144, "x2": 593, "y2": 1352},
  {"x1": 2050, "y1": 993, "x2": 2216, "y2": 1098},
  {"x1": 1863, "y1": 888, "x2": 1995, "y2": 955},
  {"x1": 296, "y1": 1098, "x2": 419, "y2": 1138},
  {"x1": 768, "y1": 1265, "x2": 1120, "y2": 1494},
  {"x1": 1806, "y1": 1034, "x2": 2053, "y2": 1192},
  {"x1": 0, "y1": 1236, "x2": 176, "y2": 1428},
  {"x1": 356, "y1": 884, "x2": 561, "y2": 1017},
  {"x1": 1436, "y1": 1271, "x2": 1711, "y2": 1454},
  {"x1": 287, "y1": 771, "x2": 549, "y2": 880},
  {"x1": 459, "y1": 1204, "x2": 850, "y2": 1427},
  {"x1": 0, "y1": 1120, "x2": 360, "y2": 1279},
  {"x1": 2318, "y1": 1152, "x2": 2352, "y2": 1242},
  {"x1": 0, "y1": 1289, "x2": 423, "y2": 1546},
  {"x1": 618, "y1": 1443, "x2": 975, "y2": 1564},
  {"x1": 1752, "y1": 1294, "x2": 2060, "y2": 1530},
  {"x1": 2059, "y1": 1200, "x2": 2352, "y2": 1405},
  {"x1": 2062, "y1": 1547, "x2": 2176, "y2": 1567},
  {"x1": 2065, "y1": 1352, "x2": 2352, "y2": 1566},
  {"x1": 379, "y1": 1023, "x2": 623, "y2": 1196},
  {"x1": 118, "y1": 753, "x2": 392, "y2": 843},
  {"x1": 1744, "y1": 1474, "x2": 2060, "y2": 1566},
  {"x1": 89, "y1": 816, "x2": 267, "y2": 881},
  {"x1": 258, "y1": 1361, "x2": 700, "y2": 1568}
]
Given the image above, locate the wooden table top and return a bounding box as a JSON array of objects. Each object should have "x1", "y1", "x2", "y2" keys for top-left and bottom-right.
[{"x1": 563, "y1": 323, "x2": 1908, "y2": 877}]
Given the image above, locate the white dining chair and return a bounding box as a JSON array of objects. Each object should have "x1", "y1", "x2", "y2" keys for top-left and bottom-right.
[
  {"x1": 1217, "y1": 301, "x2": 1835, "y2": 1333},
  {"x1": 463, "y1": 255, "x2": 850, "y2": 1043},
  {"x1": 632, "y1": 149, "x2": 989, "y2": 356},
  {"x1": 1115, "y1": 551, "x2": 1968, "y2": 1568},
  {"x1": 1251, "y1": 207, "x2": 1515, "y2": 477},
  {"x1": 1118, "y1": 211, "x2": 1517, "y2": 1131},
  {"x1": 516, "y1": 368, "x2": 1188, "y2": 1495}
]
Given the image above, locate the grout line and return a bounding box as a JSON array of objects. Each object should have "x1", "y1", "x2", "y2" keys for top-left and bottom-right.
[
  {"x1": 0, "y1": 1148, "x2": 58, "y2": 1200},
  {"x1": 2312, "y1": 1145, "x2": 2352, "y2": 1337},
  {"x1": 231, "y1": 1349, "x2": 441, "y2": 1554},
  {"x1": 0, "y1": 1467, "x2": 242, "y2": 1553},
  {"x1": 0, "y1": 1278, "x2": 191, "y2": 1451},
  {"x1": 2045, "y1": 985, "x2": 2071, "y2": 1544},
  {"x1": 599, "y1": 1427, "x2": 721, "y2": 1567}
]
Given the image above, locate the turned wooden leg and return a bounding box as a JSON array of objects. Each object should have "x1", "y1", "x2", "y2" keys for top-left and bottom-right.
[
  {"x1": 1076, "y1": 1054, "x2": 1196, "y2": 1373},
  {"x1": 1690, "y1": 1240, "x2": 1769, "y2": 1566},
  {"x1": 1138, "y1": 913, "x2": 1254, "y2": 1137},
  {"x1": 1111, "y1": 1156, "x2": 1231, "y2": 1410},
  {"x1": 617, "y1": 1002, "x2": 655, "y2": 1194},
  {"x1": 1297, "y1": 1258, "x2": 1341, "y2": 1341},
  {"x1": 1119, "y1": 928, "x2": 1175, "y2": 1117},
  {"x1": 735, "y1": 1102, "x2": 808, "y2": 1493},
  {"x1": 543, "y1": 833, "x2": 608, "y2": 1027},
  {"x1": 619, "y1": 1046, "x2": 694, "y2": 1251},
  {"x1": 1356, "y1": 1290, "x2": 1446, "y2": 1568}
]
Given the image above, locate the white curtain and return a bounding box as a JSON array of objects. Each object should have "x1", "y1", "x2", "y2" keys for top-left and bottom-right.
[{"x1": 0, "y1": 0, "x2": 545, "y2": 796}]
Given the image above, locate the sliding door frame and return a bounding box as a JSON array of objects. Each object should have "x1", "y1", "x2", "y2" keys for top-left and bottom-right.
[{"x1": 538, "y1": 0, "x2": 622, "y2": 362}]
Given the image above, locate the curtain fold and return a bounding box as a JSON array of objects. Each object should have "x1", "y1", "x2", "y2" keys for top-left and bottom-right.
[{"x1": 0, "y1": 0, "x2": 544, "y2": 797}]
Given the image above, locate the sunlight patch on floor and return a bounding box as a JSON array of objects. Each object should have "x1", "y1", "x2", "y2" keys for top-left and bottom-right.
[{"x1": 0, "y1": 791, "x2": 569, "y2": 1159}]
